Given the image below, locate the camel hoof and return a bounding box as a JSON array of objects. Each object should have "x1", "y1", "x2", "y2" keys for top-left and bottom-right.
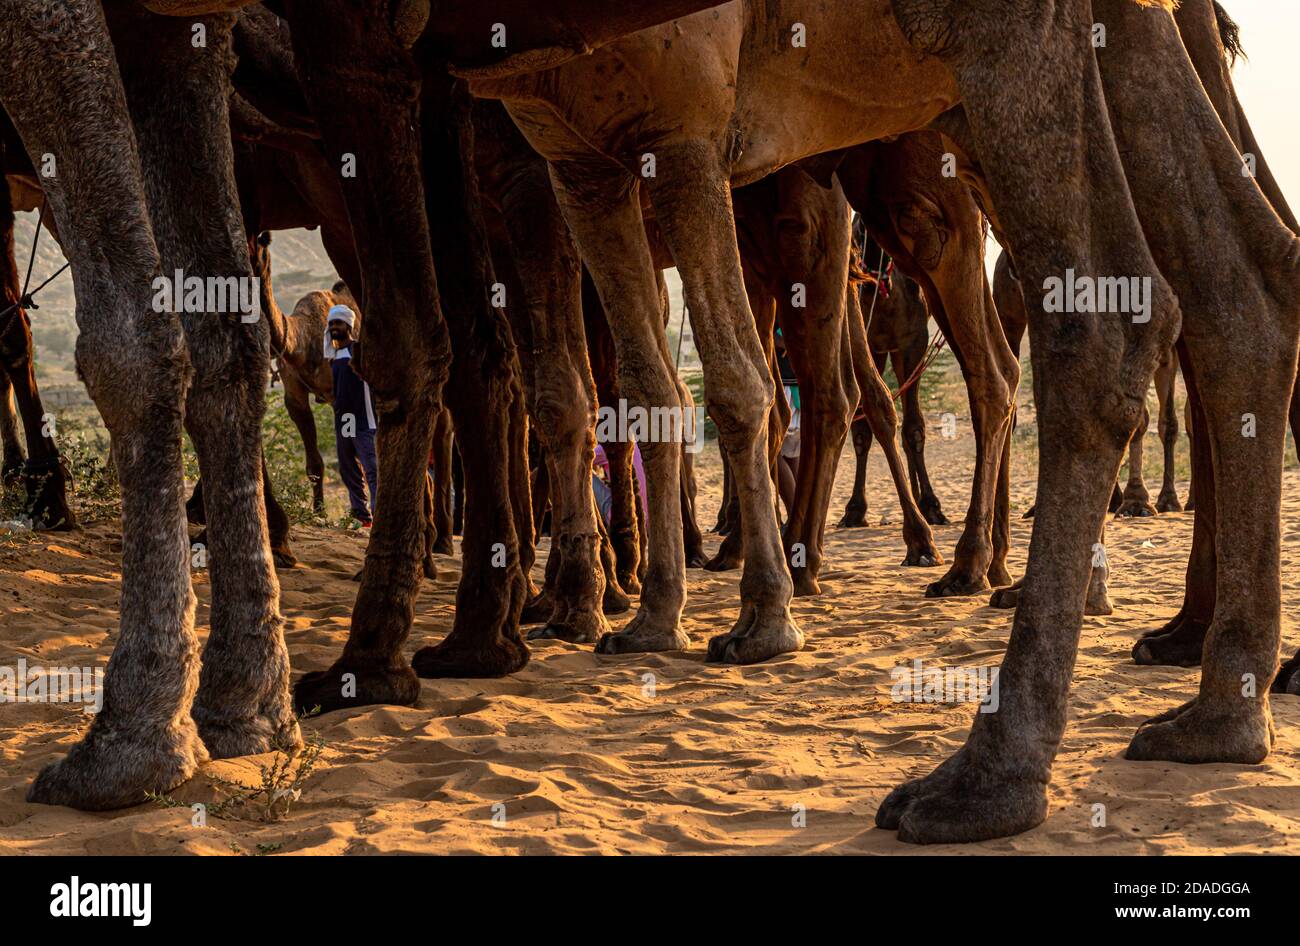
[
  {"x1": 685, "y1": 553, "x2": 709, "y2": 569},
  {"x1": 705, "y1": 613, "x2": 803, "y2": 664},
  {"x1": 294, "y1": 661, "x2": 420, "y2": 714},
  {"x1": 791, "y1": 572, "x2": 822, "y2": 597},
  {"x1": 1184, "y1": 497, "x2": 1196, "y2": 512},
  {"x1": 1272, "y1": 655, "x2": 1300, "y2": 695},
  {"x1": 520, "y1": 593, "x2": 553, "y2": 624},
  {"x1": 432, "y1": 538, "x2": 454, "y2": 555},
  {"x1": 920, "y1": 501, "x2": 949, "y2": 527},
  {"x1": 1125, "y1": 699, "x2": 1271, "y2": 764},
  {"x1": 594, "y1": 609, "x2": 689, "y2": 654},
  {"x1": 618, "y1": 571, "x2": 643, "y2": 594},
  {"x1": 925, "y1": 568, "x2": 990, "y2": 598},
  {"x1": 412, "y1": 636, "x2": 529, "y2": 679},
  {"x1": 1155, "y1": 493, "x2": 1183, "y2": 513},
  {"x1": 703, "y1": 551, "x2": 743, "y2": 572},
  {"x1": 423, "y1": 558, "x2": 438, "y2": 580},
  {"x1": 837, "y1": 508, "x2": 867, "y2": 529},
  {"x1": 602, "y1": 586, "x2": 631, "y2": 615},
  {"x1": 988, "y1": 583, "x2": 1020, "y2": 609},
  {"x1": 1115, "y1": 499, "x2": 1157, "y2": 518},
  {"x1": 876, "y1": 753, "x2": 1048, "y2": 844},
  {"x1": 194, "y1": 708, "x2": 302, "y2": 760},
  {"x1": 273, "y1": 550, "x2": 299, "y2": 569},
  {"x1": 1021, "y1": 504, "x2": 1036, "y2": 519},
  {"x1": 28, "y1": 720, "x2": 207, "y2": 811},
  {"x1": 1131, "y1": 619, "x2": 1207, "y2": 667},
  {"x1": 527, "y1": 612, "x2": 604, "y2": 644}
]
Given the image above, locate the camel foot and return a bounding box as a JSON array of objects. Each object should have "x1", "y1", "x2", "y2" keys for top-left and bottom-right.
[
  {"x1": 876, "y1": 749, "x2": 1048, "y2": 844},
  {"x1": 791, "y1": 569, "x2": 822, "y2": 597},
  {"x1": 618, "y1": 570, "x2": 643, "y2": 594},
  {"x1": 1021, "y1": 504, "x2": 1035, "y2": 519},
  {"x1": 1085, "y1": 579, "x2": 1113, "y2": 617},
  {"x1": 520, "y1": 591, "x2": 553, "y2": 625},
  {"x1": 273, "y1": 547, "x2": 299, "y2": 569},
  {"x1": 294, "y1": 660, "x2": 420, "y2": 714},
  {"x1": 920, "y1": 497, "x2": 949, "y2": 526},
  {"x1": 705, "y1": 604, "x2": 803, "y2": 664},
  {"x1": 1272, "y1": 652, "x2": 1300, "y2": 695},
  {"x1": 412, "y1": 635, "x2": 529, "y2": 679},
  {"x1": 28, "y1": 719, "x2": 208, "y2": 811},
  {"x1": 595, "y1": 609, "x2": 689, "y2": 655},
  {"x1": 1155, "y1": 491, "x2": 1182, "y2": 513},
  {"x1": 432, "y1": 537, "x2": 454, "y2": 555},
  {"x1": 602, "y1": 583, "x2": 631, "y2": 615},
  {"x1": 925, "y1": 566, "x2": 990, "y2": 598},
  {"x1": 526, "y1": 603, "x2": 607, "y2": 644},
  {"x1": 703, "y1": 548, "x2": 743, "y2": 572},
  {"x1": 685, "y1": 551, "x2": 709, "y2": 569},
  {"x1": 837, "y1": 506, "x2": 867, "y2": 529},
  {"x1": 986, "y1": 562, "x2": 1013, "y2": 588},
  {"x1": 901, "y1": 532, "x2": 942, "y2": 568},
  {"x1": 1184, "y1": 496, "x2": 1196, "y2": 512},
  {"x1": 195, "y1": 707, "x2": 302, "y2": 760},
  {"x1": 1125, "y1": 698, "x2": 1272, "y2": 764},
  {"x1": 1132, "y1": 614, "x2": 1208, "y2": 667},
  {"x1": 988, "y1": 578, "x2": 1022, "y2": 609},
  {"x1": 1115, "y1": 498, "x2": 1157, "y2": 518}
]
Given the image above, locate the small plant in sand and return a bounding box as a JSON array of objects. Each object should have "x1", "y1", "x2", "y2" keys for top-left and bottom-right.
[{"x1": 147, "y1": 711, "x2": 325, "y2": 823}]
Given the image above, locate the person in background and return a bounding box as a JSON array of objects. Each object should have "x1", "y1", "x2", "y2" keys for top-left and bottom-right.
[
  {"x1": 325, "y1": 304, "x2": 378, "y2": 525},
  {"x1": 775, "y1": 328, "x2": 800, "y2": 517}
]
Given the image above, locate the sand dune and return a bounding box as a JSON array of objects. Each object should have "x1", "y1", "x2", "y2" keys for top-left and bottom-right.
[{"x1": 1, "y1": 440, "x2": 1297, "y2": 855}]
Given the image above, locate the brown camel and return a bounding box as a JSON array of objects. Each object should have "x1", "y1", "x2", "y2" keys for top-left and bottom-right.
[
  {"x1": 4, "y1": 0, "x2": 300, "y2": 810},
  {"x1": 0, "y1": 133, "x2": 75, "y2": 531},
  {"x1": 476, "y1": 0, "x2": 1300, "y2": 844},
  {"x1": 7, "y1": 0, "x2": 722, "y2": 812},
  {"x1": 993, "y1": 247, "x2": 1183, "y2": 519},
  {"x1": 731, "y1": 165, "x2": 941, "y2": 595},
  {"x1": 1125, "y1": 0, "x2": 1300, "y2": 693},
  {"x1": 840, "y1": 222, "x2": 950, "y2": 530}
]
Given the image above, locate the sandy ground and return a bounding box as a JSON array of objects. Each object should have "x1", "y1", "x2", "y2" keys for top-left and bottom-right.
[{"x1": 1, "y1": 427, "x2": 1298, "y2": 855}]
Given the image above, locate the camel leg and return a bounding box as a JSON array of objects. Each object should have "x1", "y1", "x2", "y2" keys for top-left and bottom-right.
[
  {"x1": 844, "y1": 270, "x2": 940, "y2": 565},
  {"x1": 583, "y1": 273, "x2": 645, "y2": 589},
  {"x1": 876, "y1": 0, "x2": 1180, "y2": 843},
  {"x1": 677, "y1": 377, "x2": 708, "y2": 569},
  {"x1": 0, "y1": 194, "x2": 73, "y2": 530},
  {"x1": 408, "y1": 77, "x2": 531, "y2": 678},
  {"x1": 0, "y1": 377, "x2": 21, "y2": 484},
  {"x1": 1154, "y1": 352, "x2": 1182, "y2": 512},
  {"x1": 703, "y1": 266, "x2": 782, "y2": 573},
  {"x1": 260, "y1": 458, "x2": 297, "y2": 569},
  {"x1": 895, "y1": 344, "x2": 947, "y2": 526},
  {"x1": 283, "y1": 375, "x2": 325, "y2": 516},
  {"x1": 430, "y1": 406, "x2": 454, "y2": 553},
  {"x1": 548, "y1": 157, "x2": 689, "y2": 654},
  {"x1": 647, "y1": 144, "x2": 800, "y2": 664},
  {"x1": 837, "y1": 412, "x2": 871, "y2": 528},
  {"x1": 484, "y1": 164, "x2": 608, "y2": 644},
  {"x1": 1114, "y1": 399, "x2": 1156, "y2": 516},
  {"x1": 765, "y1": 174, "x2": 857, "y2": 597},
  {"x1": 9, "y1": 0, "x2": 207, "y2": 810},
  {"x1": 1132, "y1": 350, "x2": 1216, "y2": 666},
  {"x1": 105, "y1": 8, "x2": 301, "y2": 760},
  {"x1": 286, "y1": 4, "x2": 480, "y2": 710}
]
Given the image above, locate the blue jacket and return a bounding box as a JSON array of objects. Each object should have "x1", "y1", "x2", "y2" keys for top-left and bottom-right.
[{"x1": 331, "y1": 344, "x2": 377, "y2": 433}]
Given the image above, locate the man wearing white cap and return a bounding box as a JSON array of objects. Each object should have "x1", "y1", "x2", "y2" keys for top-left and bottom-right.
[{"x1": 326, "y1": 304, "x2": 378, "y2": 525}]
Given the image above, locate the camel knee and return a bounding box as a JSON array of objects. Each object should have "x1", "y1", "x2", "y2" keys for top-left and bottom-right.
[{"x1": 705, "y1": 366, "x2": 772, "y2": 448}]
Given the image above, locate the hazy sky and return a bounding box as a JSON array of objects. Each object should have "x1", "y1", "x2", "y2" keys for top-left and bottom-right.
[{"x1": 1226, "y1": 0, "x2": 1299, "y2": 208}]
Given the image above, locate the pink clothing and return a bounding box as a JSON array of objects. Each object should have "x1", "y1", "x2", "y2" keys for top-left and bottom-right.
[{"x1": 593, "y1": 442, "x2": 648, "y2": 520}]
